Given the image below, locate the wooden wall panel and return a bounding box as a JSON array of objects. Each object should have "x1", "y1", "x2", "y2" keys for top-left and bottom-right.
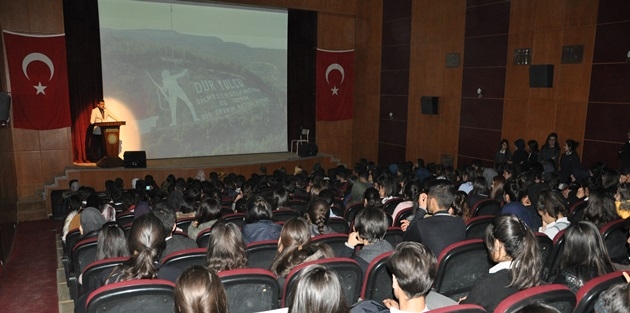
[
  {"x1": 465, "y1": 2, "x2": 510, "y2": 36},
  {"x1": 585, "y1": 102, "x2": 630, "y2": 142},
  {"x1": 352, "y1": 0, "x2": 381, "y2": 164},
  {"x1": 526, "y1": 99, "x2": 557, "y2": 141},
  {"x1": 596, "y1": 0, "x2": 630, "y2": 23},
  {"x1": 554, "y1": 100, "x2": 587, "y2": 143},
  {"x1": 461, "y1": 68, "x2": 506, "y2": 98},
  {"x1": 533, "y1": 0, "x2": 568, "y2": 30},
  {"x1": 406, "y1": 0, "x2": 465, "y2": 165},
  {"x1": 589, "y1": 64, "x2": 630, "y2": 102},
  {"x1": 458, "y1": 128, "x2": 501, "y2": 161},
  {"x1": 380, "y1": 95, "x2": 409, "y2": 121},
  {"x1": 464, "y1": 35, "x2": 509, "y2": 67},
  {"x1": 509, "y1": 0, "x2": 537, "y2": 33},
  {"x1": 531, "y1": 30, "x2": 563, "y2": 64},
  {"x1": 502, "y1": 99, "x2": 529, "y2": 141},
  {"x1": 460, "y1": 98, "x2": 503, "y2": 129},
  {"x1": 582, "y1": 140, "x2": 621, "y2": 170},
  {"x1": 593, "y1": 21, "x2": 630, "y2": 63}
]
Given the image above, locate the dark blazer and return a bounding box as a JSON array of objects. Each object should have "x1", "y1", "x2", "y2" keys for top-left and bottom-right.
[
  {"x1": 160, "y1": 234, "x2": 197, "y2": 262},
  {"x1": 402, "y1": 211, "x2": 466, "y2": 256},
  {"x1": 461, "y1": 269, "x2": 519, "y2": 312}
]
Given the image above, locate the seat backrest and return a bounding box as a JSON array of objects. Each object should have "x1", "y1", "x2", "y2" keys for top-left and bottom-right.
[
  {"x1": 328, "y1": 217, "x2": 350, "y2": 234},
  {"x1": 175, "y1": 217, "x2": 195, "y2": 233},
  {"x1": 196, "y1": 227, "x2": 213, "y2": 248},
  {"x1": 64, "y1": 228, "x2": 81, "y2": 258},
  {"x1": 343, "y1": 202, "x2": 364, "y2": 225},
  {"x1": 426, "y1": 304, "x2": 487, "y2": 313},
  {"x1": 382, "y1": 197, "x2": 404, "y2": 216},
  {"x1": 218, "y1": 268, "x2": 280, "y2": 313},
  {"x1": 86, "y1": 279, "x2": 176, "y2": 313},
  {"x1": 574, "y1": 271, "x2": 626, "y2": 313},
  {"x1": 599, "y1": 219, "x2": 630, "y2": 264},
  {"x1": 393, "y1": 206, "x2": 413, "y2": 227},
  {"x1": 282, "y1": 257, "x2": 363, "y2": 307},
  {"x1": 246, "y1": 240, "x2": 280, "y2": 269},
  {"x1": 568, "y1": 200, "x2": 588, "y2": 223},
  {"x1": 534, "y1": 232, "x2": 553, "y2": 266},
  {"x1": 160, "y1": 247, "x2": 207, "y2": 272},
  {"x1": 494, "y1": 284, "x2": 576, "y2": 313},
  {"x1": 383, "y1": 227, "x2": 404, "y2": 247},
  {"x1": 465, "y1": 215, "x2": 494, "y2": 240},
  {"x1": 72, "y1": 237, "x2": 99, "y2": 275},
  {"x1": 115, "y1": 212, "x2": 135, "y2": 228},
  {"x1": 80, "y1": 256, "x2": 130, "y2": 297},
  {"x1": 272, "y1": 209, "x2": 301, "y2": 222},
  {"x1": 471, "y1": 199, "x2": 501, "y2": 217},
  {"x1": 361, "y1": 251, "x2": 393, "y2": 302},
  {"x1": 221, "y1": 213, "x2": 246, "y2": 228},
  {"x1": 543, "y1": 229, "x2": 566, "y2": 281},
  {"x1": 311, "y1": 233, "x2": 351, "y2": 257},
  {"x1": 435, "y1": 239, "x2": 492, "y2": 300}
]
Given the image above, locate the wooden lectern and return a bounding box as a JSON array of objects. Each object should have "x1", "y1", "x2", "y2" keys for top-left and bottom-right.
[{"x1": 94, "y1": 121, "x2": 126, "y2": 158}]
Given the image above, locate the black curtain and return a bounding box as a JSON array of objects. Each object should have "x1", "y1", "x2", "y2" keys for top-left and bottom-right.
[{"x1": 287, "y1": 10, "x2": 317, "y2": 150}]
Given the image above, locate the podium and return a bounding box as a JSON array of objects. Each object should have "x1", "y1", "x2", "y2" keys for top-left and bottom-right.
[{"x1": 94, "y1": 121, "x2": 126, "y2": 158}]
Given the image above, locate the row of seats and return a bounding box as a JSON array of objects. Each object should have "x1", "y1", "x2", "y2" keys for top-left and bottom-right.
[{"x1": 82, "y1": 253, "x2": 627, "y2": 313}]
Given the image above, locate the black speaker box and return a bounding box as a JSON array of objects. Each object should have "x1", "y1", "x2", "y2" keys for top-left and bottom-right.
[
  {"x1": 0, "y1": 92, "x2": 11, "y2": 121},
  {"x1": 298, "y1": 143, "x2": 318, "y2": 157},
  {"x1": 529, "y1": 64, "x2": 554, "y2": 88},
  {"x1": 124, "y1": 151, "x2": 147, "y2": 168},
  {"x1": 421, "y1": 96, "x2": 439, "y2": 115}
]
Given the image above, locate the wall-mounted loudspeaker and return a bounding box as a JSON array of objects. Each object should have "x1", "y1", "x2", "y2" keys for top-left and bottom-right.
[
  {"x1": 421, "y1": 96, "x2": 439, "y2": 115},
  {"x1": 0, "y1": 92, "x2": 11, "y2": 125},
  {"x1": 529, "y1": 64, "x2": 554, "y2": 88}
]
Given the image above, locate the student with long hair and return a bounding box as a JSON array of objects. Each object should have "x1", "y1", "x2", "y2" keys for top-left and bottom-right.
[
  {"x1": 285, "y1": 264, "x2": 349, "y2": 313},
  {"x1": 461, "y1": 214, "x2": 542, "y2": 312},
  {"x1": 174, "y1": 266, "x2": 228, "y2": 313},
  {"x1": 269, "y1": 218, "x2": 334, "y2": 288},
  {"x1": 95, "y1": 222, "x2": 129, "y2": 261},
  {"x1": 305, "y1": 198, "x2": 335, "y2": 236},
  {"x1": 187, "y1": 198, "x2": 222, "y2": 239},
  {"x1": 206, "y1": 222, "x2": 247, "y2": 272},
  {"x1": 539, "y1": 132, "x2": 560, "y2": 165},
  {"x1": 582, "y1": 189, "x2": 618, "y2": 228},
  {"x1": 551, "y1": 221, "x2": 614, "y2": 293}
]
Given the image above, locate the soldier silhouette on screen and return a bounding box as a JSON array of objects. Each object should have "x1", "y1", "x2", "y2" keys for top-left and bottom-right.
[{"x1": 160, "y1": 69, "x2": 200, "y2": 126}]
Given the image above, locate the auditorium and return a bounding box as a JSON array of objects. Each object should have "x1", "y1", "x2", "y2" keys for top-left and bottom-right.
[{"x1": 0, "y1": 0, "x2": 629, "y2": 312}]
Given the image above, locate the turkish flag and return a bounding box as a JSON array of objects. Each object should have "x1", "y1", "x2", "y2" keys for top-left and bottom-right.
[
  {"x1": 316, "y1": 49, "x2": 354, "y2": 121},
  {"x1": 3, "y1": 31, "x2": 71, "y2": 130}
]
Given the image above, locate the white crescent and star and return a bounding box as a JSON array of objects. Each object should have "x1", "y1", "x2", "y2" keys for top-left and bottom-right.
[
  {"x1": 325, "y1": 63, "x2": 345, "y2": 96},
  {"x1": 22, "y1": 52, "x2": 55, "y2": 95}
]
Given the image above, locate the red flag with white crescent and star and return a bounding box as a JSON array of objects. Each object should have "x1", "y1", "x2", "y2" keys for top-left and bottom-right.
[
  {"x1": 3, "y1": 31, "x2": 71, "y2": 130},
  {"x1": 316, "y1": 49, "x2": 354, "y2": 121}
]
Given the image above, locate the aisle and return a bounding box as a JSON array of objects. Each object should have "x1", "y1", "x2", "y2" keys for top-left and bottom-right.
[{"x1": 0, "y1": 220, "x2": 59, "y2": 313}]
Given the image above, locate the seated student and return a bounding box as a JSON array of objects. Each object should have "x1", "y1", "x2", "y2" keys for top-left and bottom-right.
[
  {"x1": 284, "y1": 264, "x2": 349, "y2": 313},
  {"x1": 78, "y1": 222, "x2": 129, "y2": 285},
  {"x1": 242, "y1": 196, "x2": 282, "y2": 244},
  {"x1": 501, "y1": 180, "x2": 537, "y2": 229},
  {"x1": 615, "y1": 182, "x2": 630, "y2": 219},
  {"x1": 594, "y1": 272, "x2": 630, "y2": 313},
  {"x1": 153, "y1": 201, "x2": 198, "y2": 262},
  {"x1": 551, "y1": 221, "x2": 614, "y2": 293},
  {"x1": 79, "y1": 206, "x2": 107, "y2": 241},
  {"x1": 461, "y1": 215, "x2": 542, "y2": 312},
  {"x1": 341, "y1": 206, "x2": 394, "y2": 273},
  {"x1": 351, "y1": 242, "x2": 457, "y2": 313},
  {"x1": 391, "y1": 182, "x2": 419, "y2": 224},
  {"x1": 269, "y1": 218, "x2": 334, "y2": 290},
  {"x1": 174, "y1": 265, "x2": 228, "y2": 313},
  {"x1": 305, "y1": 198, "x2": 336, "y2": 237},
  {"x1": 403, "y1": 180, "x2": 466, "y2": 256},
  {"x1": 187, "y1": 198, "x2": 222, "y2": 240},
  {"x1": 536, "y1": 190, "x2": 570, "y2": 240},
  {"x1": 206, "y1": 222, "x2": 248, "y2": 272},
  {"x1": 467, "y1": 176, "x2": 490, "y2": 209}
]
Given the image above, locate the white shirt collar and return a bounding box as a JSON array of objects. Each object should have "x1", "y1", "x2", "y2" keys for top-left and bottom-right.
[
  {"x1": 489, "y1": 260, "x2": 512, "y2": 273},
  {"x1": 390, "y1": 306, "x2": 429, "y2": 313}
]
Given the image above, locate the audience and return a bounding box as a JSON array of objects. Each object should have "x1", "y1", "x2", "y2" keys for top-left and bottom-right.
[
  {"x1": 594, "y1": 272, "x2": 630, "y2": 313},
  {"x1": 284, "y1": 264, "x2": 348, "y2": 313},
  {"x1": 205, "y1": 222, "x2": 247, "y2": 272},
  {"x1": 269, "y1": 218, "x2": 334, "y2": 289},
  {"x1": 174, "y1": 265, "x2": 228, "y2": 313},
  {"x1": 242, "y1": 196, "x2": 282, "y2": 244},
  {"x1": 187, "y1": 198, "x2": 222, "y2": 240},
  {"x1": 536, "y1": 190, "x2": 570, "y2": 240},
  {"x1": 550, "y1": 221, "x2": 614, "y2": 293},
  {"x1": 403, "y1": 180, "x2": 465, "y2": 256},
  {"x1": 305, "y1": 198, "x2": 335, "y2": 237},
  {"x1": 341, "y1": 206, "x2": 393, "y2": 273},
  {"x1": 153, "y1": 201, "x2": 198, "y2": 262},
  {"x1": 461, "y1": 214, "x2": 542, "y2": 312}
]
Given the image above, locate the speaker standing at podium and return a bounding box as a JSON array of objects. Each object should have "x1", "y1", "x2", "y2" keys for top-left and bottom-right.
[{"x1": 88, "y1": 99, "x2": 119, "y2": 162}]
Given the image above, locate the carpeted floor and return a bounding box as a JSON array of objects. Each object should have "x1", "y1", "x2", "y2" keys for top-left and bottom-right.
[{"x1": 0, "y1": 220, "x2": 59, "y2": 313}]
